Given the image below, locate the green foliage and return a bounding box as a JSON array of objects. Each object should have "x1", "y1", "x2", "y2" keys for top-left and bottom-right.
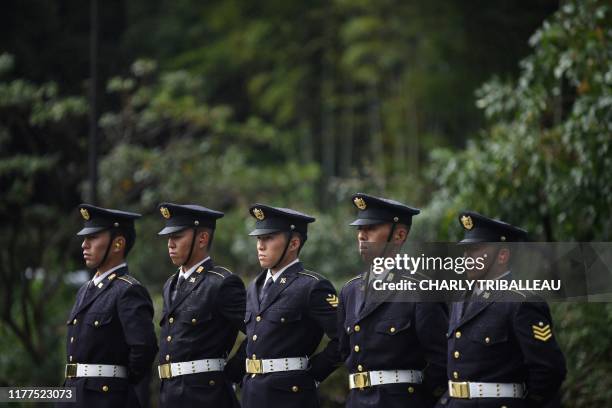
[
  {"x1": 426, "y1": 0, "x2": 612, "y2": 242},
  {"x1": 1, "y1": 1, "x2": 609, "y2": 406},
  {"x1": 95, "y1": 60, "x2": 332, "y2": 286},
  {"x1": 0, "y1": 52, "x2": 88, "y2": 389},
  {"x1": 425, "y1": 1, "x2": 612, "y2": 405},
  {"x1": 552, "y1": 303, "x2": 612, "y2": 405}
]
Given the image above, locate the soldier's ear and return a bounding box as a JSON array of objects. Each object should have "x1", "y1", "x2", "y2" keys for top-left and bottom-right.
[
  {"x1": 113, "y1": 237, "x2": 125, "y2": 252},
  {"x1": 197, "y1": 229, "x2": 210, "y2": 249},
  {"x1": 394, "y1": 224, "x2": 409, "y2": 243},
  {"x1": 289, "y1": 234, "x2": 301, "y2": 252},
  {"x1": 497, "y1": 248, "x2": 510, "y2": 265}
]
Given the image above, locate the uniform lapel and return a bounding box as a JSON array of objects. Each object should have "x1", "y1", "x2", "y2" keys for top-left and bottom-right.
[
  {"x1": 457, "y1": 298, "x2": 492, "y2": 328},
  {"x1": 70, "y1": 283, "x2": 89, "y2": 319},
  {"x1": 248, "y1": 271, "x2": 266, "y2": 314},
  {"x1": 258, "y1": 262, "x2": 302, "y2": 313},
  {"x1": 160, "y1": 271, "x2": 178, "y2": 322},
  {"x1": 352, "y1": 275, "x2": 366, "y2": 319},
  {"x1": 456, "y1": 289, "x2": 505, "y2": 329},
  {"x1": 163, "y1": 272, "x2": 177, "y2": 308},
  {"x1": 165, "y1": 258, "x2": 214, "y2": 316},
  {"x1": 71, "y1": 266, "x2": 127, "y2": 319},
  {"x1": 456, "y1": 274, "x2": 512, "y2": 329},
  {"x1": 448, "y1": 300, "x2": 464, "y2": 333},
  {"x1": 358, "y1": 268, "x2": 397, "y2": 321}
]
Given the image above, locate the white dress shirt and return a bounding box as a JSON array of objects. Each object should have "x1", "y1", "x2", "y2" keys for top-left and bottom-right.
[
  {"x1": 92, "y1": 262, "x2": 127, "y2": 286},
  {"x1": 265, "y1": 258, "x2": 300, "y2": 284},
  {"x1": 179, "y1": 256, "x2": 210, "y2": 281}
]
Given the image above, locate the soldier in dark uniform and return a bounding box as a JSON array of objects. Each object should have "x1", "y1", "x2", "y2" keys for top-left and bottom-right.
[
  {"x1": 156, "y1": 203, "x2": 246, "y2": 407},
  {"x1": 235, "y1": 204, "x2": 341, "y2": 408},
  {"x1": 436, "y1": 211, "x2": 566, "y2": 408},
  {"x1": 337, "y1": 193, "x2": 448, "y2": 407},
  {"x1": 60, "y1": 204, "x2": 158, "y2": 408}
]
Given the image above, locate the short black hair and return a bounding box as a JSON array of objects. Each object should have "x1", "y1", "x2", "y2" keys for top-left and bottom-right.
[
  {"x1": 293, "y1": 231, "x2": 307, "y2": 254},
  {"x1": 117, "y1": 227, "x2": 136, "y2": 257},
  {"x1": 200, "y1": 227, "x2": 215, "y2": 251}
]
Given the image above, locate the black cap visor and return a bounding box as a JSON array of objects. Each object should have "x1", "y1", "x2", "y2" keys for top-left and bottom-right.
[
  {"x1": 349, "y1": 218, "x2": 387, "y2": 227},
  {"x1": 248, "y1": 228, "x2": 287, "y2": 236},
  {"x1": 158, "y1": 225, "x2": 191, "y2": 236},
  {"x1": 76, "y1": 226, "x2": 109, "y2": 236}
]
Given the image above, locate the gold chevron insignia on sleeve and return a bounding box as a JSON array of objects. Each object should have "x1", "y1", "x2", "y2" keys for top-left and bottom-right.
[
  {"x1": 532, "y1": 323, "x2": 552, "y2": 341},
  {"x1": 326, "y1": 294, "x2": 339, "y2": 308}
]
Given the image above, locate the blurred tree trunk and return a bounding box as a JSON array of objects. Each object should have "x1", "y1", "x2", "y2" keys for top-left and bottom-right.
[
  {"x1": 321, "y1": 52, "x2": 336, "y2": 203},
  {"x1": 340, "y1": 80, "x2": 355, "y2": 177},
  {"x1": 369, "y1": 84, "x2": 385, "y2": 188}
]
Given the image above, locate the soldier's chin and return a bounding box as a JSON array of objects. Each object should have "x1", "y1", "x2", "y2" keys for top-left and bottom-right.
[
  {"x1": 84, "y1": 258, "x2": 96, "y2": 268},
  {"x1": 466, "y1": 269, "x2": 484, "y2": 280},
  {"x1": 359, "y1": 249, "x2": 372, "y2": 262}
]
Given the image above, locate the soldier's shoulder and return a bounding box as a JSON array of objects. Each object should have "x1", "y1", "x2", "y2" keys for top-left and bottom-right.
[
  {"x1": 342, "y1": 274, "x2": 362, "y2": 289},
  {"x1": 164, "y1": 272, "x2": 178, "y2": 286},
  {"x1": 207, "y1": 265, "x2": 234, "y2": 279},
  {"x1": 504, "y1": 288, "x2": 539, "y2": 301},
  {"x1": 298, "y1": 269, "x2": 327, "y2": 282},
  {"x1": 113, "y1": 273, "x2": 142, "y2": 286},
  {"x1": 398, "y1": 272, "x2": 423, "y2": 284}
]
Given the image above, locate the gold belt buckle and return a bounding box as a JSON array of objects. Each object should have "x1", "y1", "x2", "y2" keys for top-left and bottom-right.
[
  {"x1": 158, "y1": 363, "x2": 173, "y2": 379},
  {"x1": 65, "y1": 364, "x2": 78, "y2": 378},
  {"x1": 450, "y1": 381, "x2": 470, "y2": 398},
  {"x1": 350, "y1": 372, "x2": 371, "y2": 389},
  {"x1": 245, "y1": 359, "x2": 263, "y2": 374}
]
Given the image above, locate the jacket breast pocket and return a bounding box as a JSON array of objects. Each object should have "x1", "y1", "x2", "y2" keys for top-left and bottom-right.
[
  {"x1": 180, "y1": 310, "x2": 212, "y2": 326},
  {"x1": 375, "y1": 317, "x2": 412, "y2": 336},
  {"x1": 264, "y1": 309, "x2": 302, "y2": 324},
  {"x1": 85, "y1": 312, "x2": 114, "y2": 329},
  {"x1": 469, "y1": 324, "x2": 509, "y2": 345}
]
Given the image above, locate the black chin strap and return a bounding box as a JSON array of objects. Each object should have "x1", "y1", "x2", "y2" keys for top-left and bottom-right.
[
  {"x1": 380, "y1": 223, "x2": 397, "y2": 258},
  {"x1": 183, "y1": 227, "x2": 198, "y2": 267},
  {"x1": 271, "y1": 231, "x2": 292, "y2": 271},
  {"x1": 486, "y1": 247, "x2": 502, "y2": 277},
  {"x1": 93, "y1": 230, "x2": 116, "y2": 271}
]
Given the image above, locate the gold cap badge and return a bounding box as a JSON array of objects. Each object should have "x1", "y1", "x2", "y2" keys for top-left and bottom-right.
[
  {"x1": 253, "y1": 208, "x2": 265, "y2": 220},
  {"x1": 160, "y1": 206, "x2": 171, "y2": 219},
  {"x1": 461, "y1": 215, "x2": 473, "y2": 230},
  {"x1": 80, "y1": 208, "x2": 90, "y2": 220},
  {"x1": 353, "y1": 197, "x2": 367, "y2": 210}
]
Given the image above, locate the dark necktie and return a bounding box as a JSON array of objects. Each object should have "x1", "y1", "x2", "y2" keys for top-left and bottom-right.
[
  {"x1": 86, "y1": 278, "x2": 98, "y2": 296},
  {"x1": 259, "y1": 277, "x2": 274, "y2": 304},
  {"x1": 171, "y1": 275, "x2": 186, "y2": 303},
  {"x1": 461, "y1": 289, "x2": 479, "y2": 318}
]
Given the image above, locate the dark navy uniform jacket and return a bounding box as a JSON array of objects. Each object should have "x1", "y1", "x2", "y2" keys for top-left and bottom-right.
[
  {"x1": 60, "y1": 266, "x2": 158, "y2": 408},
  {"x1": 236, "y1": 261, "x2": 341, "y2": 408},
  {"x1": 158, "y1": 257, "x2": 246, "y2": 408},
  {"x1": 436, "y1": 286, "x2": 567, "y2": 408},
  {"x1": 338, "y1": 272, "x2": 448, "y2": 407}
]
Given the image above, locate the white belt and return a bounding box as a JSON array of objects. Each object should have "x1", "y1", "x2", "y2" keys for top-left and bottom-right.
[
  {"x1": 65, "y1": 363, "x2": 127, "y2": 379},
  {"x1": 349, "y1": 369, "x2": 423, "y2": 389},
  {"x1": 448, "y1": 381, "x2": 525, "y2": 399},
  {"x1": 245, "y1": 357, "x2": 308, "y2": 374},
  {"x1": 158, "y1": 358, "x2": 226, "y2": 379}
]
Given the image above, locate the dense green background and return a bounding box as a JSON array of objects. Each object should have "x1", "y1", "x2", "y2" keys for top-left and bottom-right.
[{"x1": 1, "y1": 0, "x2": 610, "y2": 406}]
